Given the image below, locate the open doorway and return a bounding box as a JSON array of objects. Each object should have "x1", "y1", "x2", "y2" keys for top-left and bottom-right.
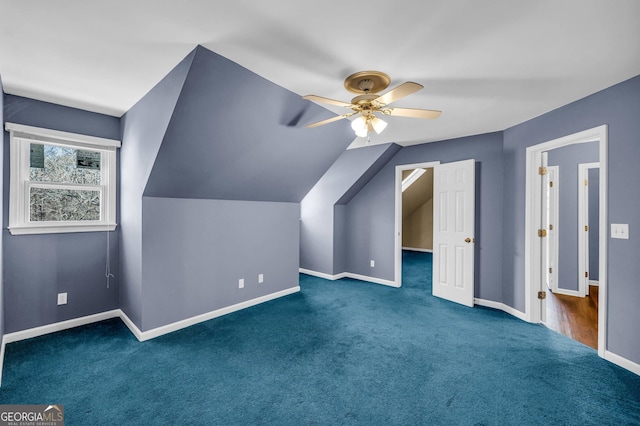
[
  {"x1": 399, "y1": 167, "x2": 434, "y2": 292},
  {"x1": 395, "y1": 159, "x2": 476, "y2": 307},
  {"x1": 541, "y1": 144, "x2": 600, "y2": 349},
  {"x1": 525, "y1": 125, "x2": 607, "y2": 357},
  {"x1": 394, "y1": 161, "x2": 439, "y2": 287}
]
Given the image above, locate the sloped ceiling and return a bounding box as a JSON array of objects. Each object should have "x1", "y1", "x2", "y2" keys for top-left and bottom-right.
[
  {"x1": 1, "y1": 1, "x2": 639, "y2": 147},
  {"x1": 143, "y1": 46, "x2": 354, "y2": 202},
  {"x1": 402, "y1": 169, "x2": 434, "y2": 219}
]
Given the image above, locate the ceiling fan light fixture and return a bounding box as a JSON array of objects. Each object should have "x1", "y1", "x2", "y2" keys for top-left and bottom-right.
[
  {"x1": 371, "y1": 116, "x2": 387, "y2": 134},
  {"x1": 350, "y1": 116, "x2": 367, "y2": 133}
]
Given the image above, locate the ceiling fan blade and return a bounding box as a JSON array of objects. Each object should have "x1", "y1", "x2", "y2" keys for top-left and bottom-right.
[
  {"x1": 386, "y1": 107, "x2": 442, "y2": 119},
  {"x1": 302, "y1": 95, "x2": 353, "y2": 108},
  {"x1": 306, "y1": 112, "x2": 355, "y2": 128},
  {"x1": 374, "y1": 82, "x2": 424, "y2": 106}
]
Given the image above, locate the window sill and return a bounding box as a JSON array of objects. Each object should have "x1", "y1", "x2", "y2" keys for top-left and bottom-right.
[{"x1": 8, "y1": 224, "x2": 117, "y2": 236}]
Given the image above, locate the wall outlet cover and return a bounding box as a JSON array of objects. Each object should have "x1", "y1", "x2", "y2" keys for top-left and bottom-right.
[{"x1": 57, "y1": 292, "x2": 68, "y2": 305}]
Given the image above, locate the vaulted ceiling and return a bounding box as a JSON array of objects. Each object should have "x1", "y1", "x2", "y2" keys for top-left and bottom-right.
[{"x1": 1, "y1": 1, "x2": 639, "y2": 147}]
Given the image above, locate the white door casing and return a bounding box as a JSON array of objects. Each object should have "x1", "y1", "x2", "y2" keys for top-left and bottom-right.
[
  {"x1": 578, "y1": 162, "x2": 600, "y2": 297},
  {"x1": 544, "y1": 165, "x2": 559, "y2": 294},
  {"x1": 432, "y1": 159, "x2": 475, "y2": 307}
]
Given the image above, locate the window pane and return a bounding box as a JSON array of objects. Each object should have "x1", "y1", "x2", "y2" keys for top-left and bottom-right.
[
  {"x1": 30, "y1": 144, "x2": 101, "y2": 185},
  {"x1": 30, "y1": 188, "x2": 101, "y2": 222}
]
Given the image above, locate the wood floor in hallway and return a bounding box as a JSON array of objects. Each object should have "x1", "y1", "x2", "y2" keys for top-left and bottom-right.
[{"x1": 543, "y1": 286, "x2": 599, "y2": 349}]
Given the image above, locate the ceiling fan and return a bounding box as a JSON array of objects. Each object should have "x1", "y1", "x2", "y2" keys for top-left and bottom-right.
[{"x1": 303, "y1": 71, "x2": 441, "y2": 138}]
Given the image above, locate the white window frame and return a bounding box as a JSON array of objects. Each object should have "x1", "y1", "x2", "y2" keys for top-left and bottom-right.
[{"x1": 6, "y1": 122, "x2": 121, "y2": 235}]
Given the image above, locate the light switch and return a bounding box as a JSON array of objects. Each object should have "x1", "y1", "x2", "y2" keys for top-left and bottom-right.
[{"x1": 611, "y1": 223, "x2": 629, "y2": 239}]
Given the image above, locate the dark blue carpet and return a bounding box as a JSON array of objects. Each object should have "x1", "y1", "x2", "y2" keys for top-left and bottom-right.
[{"x1": 1, "y1": 251, "x2": 639, "y2": 425}]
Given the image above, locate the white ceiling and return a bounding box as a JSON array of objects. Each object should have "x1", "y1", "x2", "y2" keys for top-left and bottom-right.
[{"x1": 1, "y1": 1, "x2": 639, "y2": 147}]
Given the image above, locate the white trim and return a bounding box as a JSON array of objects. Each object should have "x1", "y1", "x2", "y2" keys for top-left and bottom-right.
[
  {"x1": 605, "y1": 351, "x2": 640, "y2": 376},
  {"x1": 395, "y1": 161, "x2": 440, "y2": 287},
  {"x1": 0, "y1": 288, "x2": 301, "y2": 385},
  {"x1": 129, "y1": 287, "x2": 300, "y2": 342},
  {"x1": 553, "y1": 288, "x2": 581, "y2": 297},
  {"x1": 299, "y1": 268, "x2": 337, "y2": 281},
  {"x1": 9, "y1": 224, "x2": 117, "y2": 235},
  {"x1": 7, "y1": 126, "x2": 119, "y2": 235},
  {"x1": 589, "y1": 280, "x2": 599, "y2": 287},
  {"x1": 5, "y1": 122, "x2": 121, "y2": 148},
  {"x1": 474, "y1": 298, "x2": 527, "y2": 322},
  {"x1": 525, "y1": 125, "x2": 607, "y2": 358},
  {"x1": 578, "y1": 162, "x2": 600, "y2": 297},
  {"x1": 402, "y1": 247, "x2": 433, "y2": 253},
  {"x1": 2, "y1": 310, "x2": 121, "y2": 344},
  {"x1": 299, "y1": 268, "x2": 397, "y2": 287}
]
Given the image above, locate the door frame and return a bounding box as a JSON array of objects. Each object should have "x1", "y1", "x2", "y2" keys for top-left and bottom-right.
[
  {"x1": 394, "y1": 161, "x2": 440, "y2": 286},
  {"x1": 578, "y1": 162, "x2": 600, "y2": 297},
  {"x1": 544, "y1": 165, "x2": 559, "y2": 294},
  {"x1": 524, "y1": 125, "x2": 607, "y2": 357}
]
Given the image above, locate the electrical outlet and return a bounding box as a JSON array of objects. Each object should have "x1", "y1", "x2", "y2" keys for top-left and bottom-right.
[
  {"x1": 239, "y1": 278, "x2": 244, "y2": 289},
  {"x1": 611, "y1": 223, "x2": 629, "y2": 239},
  {"x1": 370, "y1": 260, "x2": 375, "y2": 267},
  {"x1": 57, "y1": 292, "x2": 67, "y2": 305},
  {"x1": 258, "y1": 274, "x2": 264, "y2": 283}
]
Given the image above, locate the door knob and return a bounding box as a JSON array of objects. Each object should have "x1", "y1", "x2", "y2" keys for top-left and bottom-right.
[{"x1": 465, "y1": 237, "x2": 473, "y2": 243}]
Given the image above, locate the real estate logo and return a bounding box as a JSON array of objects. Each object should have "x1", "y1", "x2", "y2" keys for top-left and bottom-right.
[{"x1": 0, "y1": 404, "x2": 64, "y2": 426}]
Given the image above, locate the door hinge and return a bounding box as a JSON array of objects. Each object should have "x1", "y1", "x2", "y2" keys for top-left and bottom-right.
[
  {"x1": 549, "y1": 267, "x2": 552, "y2": 273},
  {"x1": 549, "y1": 224, "x2": 553, "y2": 230},
  {"x1": 538, "y1": 291, "x2": 547, "y2": 300},
  {"x1": 585, "y1": 225, "x2": 589, "y2": 232},
  {"x1": 585, "y1": 271, "x2": 589, "y2": 278},
  {"x1": 539, "y1": 166, "x2": 547, "y2": 175},
  {"x1": 584, "y1": 179, "x2": 588, "y2": 186},
  {"x1": 549, "y1": 181, "x2": 553, "y2": 187},
  {"x1": 538, "y1": 229, "x2": 547, "y2": 237}
]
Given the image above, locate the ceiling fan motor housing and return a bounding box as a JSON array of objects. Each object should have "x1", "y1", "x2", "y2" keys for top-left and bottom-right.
[{"x1": 344, "y1": 71, "x2": 391, "y2": 94}]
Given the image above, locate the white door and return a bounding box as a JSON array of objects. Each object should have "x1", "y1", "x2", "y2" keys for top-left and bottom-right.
[{"x1": 432, "y1": 159, "x2": 475, "y2": 307}]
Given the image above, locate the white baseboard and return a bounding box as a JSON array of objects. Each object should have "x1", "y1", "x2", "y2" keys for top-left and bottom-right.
[
  {"x1": 605, "y1": 350, "x2": 640, "y2": 376},
  {"x1": 0, "y1": 309, "x2": 122, "y2": 387},
  {"x1": 0, "y1": 287, "x2": 300, "y2": 386},
  {"x1": 402, "y1": 247, "x2": 433, "y2": 253},
  {"x1": 299, "y1": 268, "x2": 398, "y2": 288},
  {"x1": 474, "y1": 298, "x2": 527, "y2": 322},
  {"x1": 2, "y1": 310, "x2": 122, "y2": 345},
  {"x1": 130, "y1": 286, "x2": 300, "y2": 341},
  {"x1": 553, "y1": 288, "x2": 581, "y2": 297},
  {"x1": 589, "y1": 280, "x2": 599, "y2": 287}
]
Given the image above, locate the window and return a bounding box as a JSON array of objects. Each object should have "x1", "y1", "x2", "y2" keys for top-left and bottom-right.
[{"x1": 6, "y1": 122, "x2": 120, "y2": 235}]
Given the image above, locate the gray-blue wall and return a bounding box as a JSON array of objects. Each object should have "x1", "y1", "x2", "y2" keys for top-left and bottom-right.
[
  {"x1": 503, "y1": 74, "x2": 640, "y2": 364},
  {"x1": 343, "y1": 132, "x2": 505, "y2": 302},
  {"x1": 547, "y1": 141, "x2": 599, "y2": 292},
  {"x1": 2, "y1": 95, "x2": 121, "y2": 333},
  {"x1": 588, "y1": 168, "x2": 599, "y2": 281},
  {"x1": 300, "y1": 143, "x2": 400, "y2": 275},
  {"x1": 141, "y1": 197, "x2": 299, "y2": 331},
  {"x1": 1, "y1": 75, "x2": 4, "y2": 342},
  {"x1": 122, "y1": 46, "x2": 354, "y2": 331},
  {"x1": 119, "y1": 48, "x2": 196, "y2": 329},
  {"x1": 143, "y1": 46, "x2": 354, "y2": 202}
]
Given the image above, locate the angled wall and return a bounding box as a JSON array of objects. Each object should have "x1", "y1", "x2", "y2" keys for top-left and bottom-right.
[
  {"x1": 300, "y1": 143, "x2": 400, "y2": 275},
  {"x1": 124, "y1": 46, "x2": 354, "y2": 331},
  {"x1": 144, "y1": 46, "x2": 354, "y2": 202},
  {"x1": 2, "y1": 95, "x2": 120, "y2": 333},
  {"x1": 119, "y1": 49, "x2": 196, "y2": 328}
]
